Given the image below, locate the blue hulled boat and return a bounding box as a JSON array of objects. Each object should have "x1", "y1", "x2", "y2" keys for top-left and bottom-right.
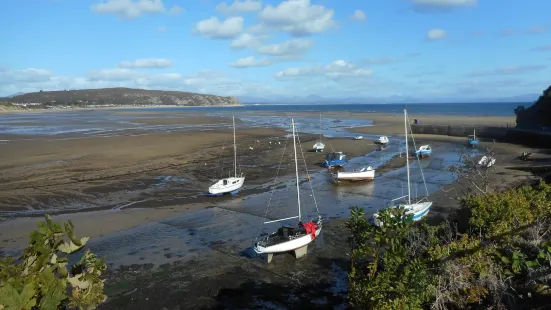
[
  {"x1": 414, "y1": 145, "x2": 432, "y2": 157},
  {"x1": 323, "y1": 151, "x2": 346, "y2": 167},
  {"x1": 467, "y1": 129, "x2": 479, "y2": 147}
]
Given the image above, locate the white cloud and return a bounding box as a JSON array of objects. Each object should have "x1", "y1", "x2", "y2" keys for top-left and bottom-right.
[
  {"x1": 406, "y1": 0, "x2": 477, "y2": 11},
  {"x1": 118, "y1": 58, "x2": 172, "y2": 69},
  {"x1": 247, "y1": 23, "x2": 270, "y2": 34},
  {"x1": 216, "y1": 0, "x2": 262, "y2": 15},
  {"x1": 427, "y1": 28, "x2": 447, "y2": 41},
  {"x1": 350, "y1": 10, "x2": 366, "y2": 21},
  {"x1": 91, "y1": 0, "x2": 183, "y2": 19},
  {"x1": 0, "y1": 68, "x2": 54, "y2": 84},
  {"x1": 230, "y1": 56, "x2": 273, "y2": 68},
  {"x1": 257, "y1": 38, "x2": 313, "y2": 56},
  {"x1": 275, "y1": 60, "x2": 373, "y2": 79},
  {"x1": 231, "y1": 33, "x2": 268, "y2": 49},
  {"x1": 193, "y1": 16, "x2": 244, "y2": 39},
  {"x1": 157, "y1": 26, "x2": 166, "y2": 32},
  {"x1": 169, "y1": 5, "x2": 184, "y2": 15},
  {"x1": 467, "y1": 65, "x2": 546, "y2": 77},
  {"x1": 88, "y1": 68, "x2": 145, "y2": 81},
  {"x1": 258, "y1": 0, "x2": 336, "y2": 36}
]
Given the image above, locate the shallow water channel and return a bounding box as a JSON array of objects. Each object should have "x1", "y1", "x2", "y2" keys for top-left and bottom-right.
[{"x1": 84, "y1": 138, "x2": 470, "y2": 268}]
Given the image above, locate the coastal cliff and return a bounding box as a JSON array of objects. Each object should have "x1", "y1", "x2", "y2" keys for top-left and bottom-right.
[
  {"x1": 4, "y1": 87, "x2": 242, "y2": 109},
  {"x1": 515, "y1": 84, "x2": 551, "y2": 130}
]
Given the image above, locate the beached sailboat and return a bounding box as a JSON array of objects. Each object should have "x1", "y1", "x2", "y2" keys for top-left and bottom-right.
[
  {"x1": 478, "y1": 155, "x2": 496, "y2": 168},
  {"x1": 208, "y1": 116, "x2": 245, "y2": 195},
  {"x1": 323, "y1": 151, "x2": 347, "y2": 168},
  {"x1": 332, "y1": 166, "x2": 375, "y2": 183},
  {"x1": 467, "y1": 129, "x2": 479, "y2": 147},
  {"x1": 414, "y1": 145, "x2": 432, "y2": 158},
  {"x1": 254, "y1": 118, "x2": 322, "y2": 263},
  {"x1": 313, "y1": 114, "x2": 325, "y2": 152},
  {"x1": 375, "y1": 136, "x2": 389, "y2": 145},
  {"x1": 370, "y1": 109, "x2": 432, "y2": 226}
]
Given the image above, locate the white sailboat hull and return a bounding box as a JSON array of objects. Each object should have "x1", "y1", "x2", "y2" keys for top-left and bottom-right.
[
  {"x1": 313, "y1": 142, "x2": 325, "y2": 151},
  {"x1": 372, "y1": 201, "x2": 432, "y2": 226},
  {"x1": 375, "y1": 136, "x2": 389, "y2": 145},
  {"x1": 478, "y1": 155, "x2": 495, "y2": 168},
  {"x1": 254, "y1": 227, "x2": 321, "y2": 254},
  {"x1": 335, "y1": 168, "x2": 375, "y2": 181},
  {"x1": 208, "y1": 176, "x2": 245, "y2": 195}
]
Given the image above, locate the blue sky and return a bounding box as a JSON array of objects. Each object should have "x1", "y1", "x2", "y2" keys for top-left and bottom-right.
[{"x1": 0, "y1": 0, "x2": 550, "y2": 101}]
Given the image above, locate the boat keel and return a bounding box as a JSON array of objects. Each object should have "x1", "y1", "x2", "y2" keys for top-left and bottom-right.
[
  {"x1": 267, "y1": 253, "x2": 273, "y2": 264},
  {"x1": 294, "y1": 245, "x2": 308, "y2": 259}
]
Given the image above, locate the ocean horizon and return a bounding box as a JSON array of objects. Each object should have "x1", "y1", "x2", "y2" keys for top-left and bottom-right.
[{"x1": 126, "y1": 102, "x2": 525, "y2": 117}]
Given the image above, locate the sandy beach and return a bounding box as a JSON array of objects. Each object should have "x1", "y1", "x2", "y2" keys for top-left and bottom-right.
[{"x1": 0, "y1": 108, "x2": 548, "y2": 309}]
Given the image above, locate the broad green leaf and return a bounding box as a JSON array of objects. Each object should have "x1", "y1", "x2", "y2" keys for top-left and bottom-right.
[
  {"x1": 0, "y1": 283, "x2": 37, "y2": 310},
  {"x1": 58, "y1": 237, "x2": 89, "y2": 254}
]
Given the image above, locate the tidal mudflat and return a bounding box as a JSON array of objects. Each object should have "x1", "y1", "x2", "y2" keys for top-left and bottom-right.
[{"x1": 1, "y1": 108, "x2": 544, "y2": 309}]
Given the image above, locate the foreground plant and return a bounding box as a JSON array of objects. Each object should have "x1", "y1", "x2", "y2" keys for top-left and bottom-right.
[
  {"x1": 347, "y1": 180, "x2": 551, "y2": 309},
  {"x1": 346, "y1": 206, "x2": 433, "y2": 309},
  {"x1": 0, "y1": 215, "x2": 107, "y2": 309}
]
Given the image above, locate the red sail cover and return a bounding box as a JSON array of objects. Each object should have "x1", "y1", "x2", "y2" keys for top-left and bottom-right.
[{"x1": 302, "y1": 221, "x2": 318, "y2": 239}]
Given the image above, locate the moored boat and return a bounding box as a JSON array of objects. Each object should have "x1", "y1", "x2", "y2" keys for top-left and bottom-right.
[
  {"x1": 332, "y1": 166, "x2": 375, "y2": 182},
  {"x1": 369, "y1": 108, "x2": 433, "y2": 226},
  {"x1": 208, "y1": 116, "x2": 245, "y2": 196},
  {"x1": 467, "y1": 129, "x2": 479, "y2": 147},
  {"x1": 374, "y1": 135, "x2": 389, "y2": 145},
  {"x1": 323, "y1": 151, "x2": 347, "y2": 168},
  {"x1": 253, "y1": 118, "x2": 323, "y2": 263}
]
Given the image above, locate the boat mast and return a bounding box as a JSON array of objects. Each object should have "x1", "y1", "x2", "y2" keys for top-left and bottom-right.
[
  {"x1": 319, "y1": 113, "x2": 322, "y2": 143},
  {"x1": 233, "y1": 115, "x2": 237, "y2": 177},
  {"x1": 292, "y1": 119, "x2": 301, "y2": 221},
  {"x1": 474, "y1": 128, "x2": 476, "y2": 140},
  {"x1": 404, "y1": 109, "x2": 411, "y2": 204}
]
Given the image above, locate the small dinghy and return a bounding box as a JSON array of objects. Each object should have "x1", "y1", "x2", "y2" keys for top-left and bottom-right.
[
  {"x1": 375, "y1": 136, "x2": 389, "y2": 145},
  {"x1": 323, "y1": 151, "x2": 347, "y2": 168},
  {"x1": 354, "y1": 135, "x2": 363, "y2": 140},
  {"x1": 478, "y1": 155, "x2": 496, "y2": 168},
  {"x1": 467, "y1": 129, "x2": 479, "y2": 148},
  {"x1": 332, "y1": 166, "x2": 375, "y2": 183},
  {"x1": 414, "y1": 145, "x2": 432, "y2": 158}
]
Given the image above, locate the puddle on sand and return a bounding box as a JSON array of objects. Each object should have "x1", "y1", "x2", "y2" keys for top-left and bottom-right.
[
  {"x1": 81, "y1": 140, "x2": 466, "y2": 267},
  {"x1": 219, "y1": 141, "x2": 465, "y2": 223},
  {"x1": 84, "y1": 207, "x2": 264, "y2": 268}
]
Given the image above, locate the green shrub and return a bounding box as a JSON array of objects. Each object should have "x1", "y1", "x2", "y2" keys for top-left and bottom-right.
[
  {"x1": 347, "y1": 180, "x2": 551, "y2": 309},
  {"x1": 0, "y1": 215, "x2": 107, "y2": 309},
  {"x1": 346, "y1": 206, "x2": 433, "y2": 309}
]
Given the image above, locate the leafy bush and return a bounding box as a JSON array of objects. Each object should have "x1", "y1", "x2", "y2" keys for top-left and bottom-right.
[
  {"x1": 0, "y1": 215, "x2": 107, "y2": 309},
  {"x1": 462, "y1": 180, "x2": 551, "y2": 238},
  {"x1": 346, "y1": 206, "x2": 433, "y2": 309},
  {"x1": 347, "y1": 180, "x2": 551, "y2": 309}
]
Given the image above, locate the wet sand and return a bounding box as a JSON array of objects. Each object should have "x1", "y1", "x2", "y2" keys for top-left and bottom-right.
[{"x1": 0, "y1": 109, "x2": 547, "y2": 309}]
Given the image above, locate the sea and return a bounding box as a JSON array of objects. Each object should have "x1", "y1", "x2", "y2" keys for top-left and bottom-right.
[
  {"x1": 0, "y1": 102, "x2": 523, "y2": 138},
  {"x1": 130, "y1": 102, "x2": 524, "y2": 116}
]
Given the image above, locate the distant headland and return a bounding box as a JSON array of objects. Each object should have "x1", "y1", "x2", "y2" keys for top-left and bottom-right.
[{"x1": 0, "y1": 87, "x2": 242, "y2": 111}]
